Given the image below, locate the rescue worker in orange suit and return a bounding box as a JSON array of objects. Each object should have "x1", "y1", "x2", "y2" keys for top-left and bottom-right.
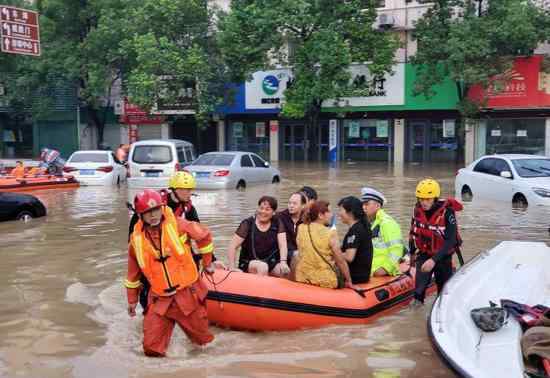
[
  {"x1": 10, "y1": 161, "x2": 25, "y2": 178},
  {"x1": 125, "y1": 189, "x2": 215, "y2": 357},
  {"x1": 409, "y1": 178, "x2": 463, "y2": 306},
  {"x1": 128, "y1": 172, "x2": 219, "y2": 311}
]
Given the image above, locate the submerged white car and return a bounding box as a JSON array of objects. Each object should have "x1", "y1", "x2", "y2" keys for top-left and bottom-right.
[
  {"x1": 64, "y1": 150, "x2": 127, "y2": 186},
  {"x1": 185, "y1": 151, "x2": 281, "y2": 189},
  {"x1": 455, "y1": 154, "x2": 550, "y2": 207}
]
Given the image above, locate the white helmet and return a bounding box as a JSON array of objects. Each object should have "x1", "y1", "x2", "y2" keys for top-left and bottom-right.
[{"x1": 360, "y1": 187, "x2": 386, "y2": 206}]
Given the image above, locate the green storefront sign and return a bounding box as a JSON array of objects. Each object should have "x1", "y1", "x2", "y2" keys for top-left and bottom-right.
[{"x1": 322, "y1": 63, "x2": 459, "y2": 113}]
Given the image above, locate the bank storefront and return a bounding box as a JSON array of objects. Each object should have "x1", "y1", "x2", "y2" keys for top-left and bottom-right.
[
  {"x1": 468, "y1": 56, "x2": 550, "y2": 163},
  {"x1": 323, "y1": 63, "x2": 461, "y2": 163}
]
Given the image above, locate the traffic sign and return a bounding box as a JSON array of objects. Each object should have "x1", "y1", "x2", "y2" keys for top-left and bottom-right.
[{"x1": 0, "y1": 6, "x2": 40, "y2": 56}]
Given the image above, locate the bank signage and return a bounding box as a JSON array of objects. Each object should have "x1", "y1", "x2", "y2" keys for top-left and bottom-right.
[
  {"x1": 323, "y1": 64, "x2": 405, "y2": 108},
  {"x1": 469, "y1": 55, "x2": 550, "y2": 109},
  {"x1": 245, "y1": 69, "x2": 292, "y2": 110}
]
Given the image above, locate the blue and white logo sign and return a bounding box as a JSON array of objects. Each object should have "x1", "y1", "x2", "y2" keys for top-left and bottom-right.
[{"x1": 262, "y1": 75, "x2": 279, "y2": 96}]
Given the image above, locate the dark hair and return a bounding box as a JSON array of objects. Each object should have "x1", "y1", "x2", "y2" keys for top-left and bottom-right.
[
  {"x1": 258, "y1": 195, "x2": 278, "y2": 211},
  {"x1": 290, "y1": 191, "x2": 307, "y2": 205},
  {"x1": 302, "y1": 200, "x2": 330, "y2": 224},
  {"x1": 16, "y1": 160, "x2": 23, "y2": 165},
  {"x1": 300, "y1": 186, "x2": 318, "y2": 201},
  {"x1": 338, "y1": 196, "x2": 369, "y2": 230}
]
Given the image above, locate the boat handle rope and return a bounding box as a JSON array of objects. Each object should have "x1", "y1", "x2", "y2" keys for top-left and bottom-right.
[{"x1": 201, "y1": 269, "x2": 237, "y2": 310}]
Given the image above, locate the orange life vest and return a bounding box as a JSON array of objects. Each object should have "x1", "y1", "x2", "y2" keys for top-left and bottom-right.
[
  {"x1": 10, "y1": 166, "x2": 25, "y2": 178},
  {"x1": 131, "y1": 206, "x2": 198, "y2": 296},
  {"x1": 410, "y1": 198, "x2": 463, "y2": 256}
]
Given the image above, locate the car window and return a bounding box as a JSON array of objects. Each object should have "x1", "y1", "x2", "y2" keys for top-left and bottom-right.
[
  {"x1": 69, "y1": 152, "x2": 109, "y2": 163},
  {"x1": 132, "y1": 146, "x2": 172, "y2": 164},
  {"x1": 473, "y1": 158, "x2": 496, "y2": 176},
  {"x1": 176, "y1": 147, "x2": 186, "y2": 163},
  {"x1": 192, "y1": 154, "x2": 235, "y2": 166},
  {"x1": 241, "y1": 155, "x2": 253, "y2": 167},
  {"x1": 185, "y1": 146, "x2": 195, "y2": 161},
  {"x1": 251, "y1": 154, "x2": 267, "y2": 168},
  {"x1": 512, "y1": 159, "x2": 550, "y2": 178},
  {"x1": 494, "y1": 159, "x2": 511, "y2": 175}
]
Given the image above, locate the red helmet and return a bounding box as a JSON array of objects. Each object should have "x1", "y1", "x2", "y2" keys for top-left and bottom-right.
[{"x1": 134, "y1": 189, "x2": 164, "y2": 214}]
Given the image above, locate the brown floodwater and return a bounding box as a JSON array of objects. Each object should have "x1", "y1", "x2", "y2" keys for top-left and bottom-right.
[{"x1": 1, "y1": 161, "x2": 549, "y2": 378}]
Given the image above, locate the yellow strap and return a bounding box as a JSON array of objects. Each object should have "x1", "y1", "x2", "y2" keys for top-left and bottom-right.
[
  {"x1": 198, "y1": 242, "x2": 214, "y2": 254},
  {"x1": 124, "y1": 279, "x2": 142, "y2": 289}
]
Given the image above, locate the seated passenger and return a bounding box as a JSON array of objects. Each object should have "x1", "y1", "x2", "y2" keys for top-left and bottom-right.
[
  {"x1": 10, "y1": 161, "x2": 25, "y2": 178},
  {"x1": 278, "y1": 192, "x2": 307, "y2": 273},
  {"x1": 227, "y1": 196, "x2": 290, "y2": 277},
  {"x1": 361, "y1": 187, "x2": 404, "y2": 277},
  {"x1": 337, "y1": 196, "x2": 373, "y2": 284},
  {"x1": 295, "y1": 200, "x2": 354, "y2": 289}
]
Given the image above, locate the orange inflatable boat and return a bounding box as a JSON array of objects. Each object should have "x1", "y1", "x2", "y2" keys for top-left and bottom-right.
[
  {"x1": 204, "y1": 268, "x2": 435, "y2": 331},
  {"x1": 0, "y1": 175, "x2": 79, "y2": 192}
]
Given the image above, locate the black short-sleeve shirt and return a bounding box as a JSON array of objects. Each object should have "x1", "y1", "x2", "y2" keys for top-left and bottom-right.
[
  {"x1": 342, "y1": 221, "x2": 373, "y2": 284},
  {"x1": 236, "y1": 216, "x2": 284, "y2": 267}
]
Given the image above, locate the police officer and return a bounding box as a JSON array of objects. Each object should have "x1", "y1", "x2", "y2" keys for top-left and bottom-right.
[{"x1": 360, "y1": 187, "x2": 404, "y2": 277}]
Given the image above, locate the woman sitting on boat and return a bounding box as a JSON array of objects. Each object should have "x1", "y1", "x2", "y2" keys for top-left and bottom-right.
[
  {"x1": 227, "y1": 196, "x2": 290, "y2": 277},
  {"x1": 337, "y1": 196, "x2": 374, "y2": 284},
  {"x1": 295, "y1": 200, "x2": 354, "y2": 289}
]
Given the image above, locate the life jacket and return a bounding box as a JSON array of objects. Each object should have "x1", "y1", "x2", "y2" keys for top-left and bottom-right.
[
  {"x1": 159, "y1": 189, "x2": 194, "y2": 219},
  {"x1": 501, "y1": 299, "x2": 550, "y2": 330},
  {"x1": 131, "y1": 206, "x2": 198, "y2": 296},
  {"x1": 410, "y1": 198, "x2": 463, "y2": 257},
  {"x1": 10, "y1": 166, "x2": 25, "y2": 178}
]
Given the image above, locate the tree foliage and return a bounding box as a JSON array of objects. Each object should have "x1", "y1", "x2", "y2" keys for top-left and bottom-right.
[
  {"x1": 217, "y1": 0, "x2": 399, "y2": 122},
  {"x1": 412, "y1": 0, "x2": 550, "y2": 117}
]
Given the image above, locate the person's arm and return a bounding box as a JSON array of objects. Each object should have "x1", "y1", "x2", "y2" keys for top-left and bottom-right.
[
  {"x1": 329, "y1": 233, "x2": 354, "y2": 288},
  {"x1": 124, "y1": 243, "x2": 142, "y2": 317},
  {"x1": 384, "y1": 221, "x2": 404, "y2": 263},
  {"x1": 178, "y1": 219, "x2": 214, "y2": 270},
  {"x1": 432, "y1": 209, "x2": 457, "y2": 263},
  {"x1": 189, "y1": 205, "x2": 200, "y2": 223},
  {"x1": 227, "y1": 233, "x2": 245, "y2": 270}
]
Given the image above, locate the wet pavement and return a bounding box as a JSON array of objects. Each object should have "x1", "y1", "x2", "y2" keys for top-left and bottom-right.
[{"x1": 0, "y1": 161, "x2": 549, "y2": 378}]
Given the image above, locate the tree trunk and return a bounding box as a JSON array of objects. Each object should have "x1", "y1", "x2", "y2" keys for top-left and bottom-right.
[{"x1": 87, "y1": 107, "x2": 106, "y2": 149}]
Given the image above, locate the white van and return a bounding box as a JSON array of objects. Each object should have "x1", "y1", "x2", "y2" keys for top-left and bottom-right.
[{"x1": 127, "y1": 139, "x2": 196, "y2": 188}]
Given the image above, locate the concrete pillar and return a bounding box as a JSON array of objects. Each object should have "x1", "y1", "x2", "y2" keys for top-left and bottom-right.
[
  {"x1": 393, "y1": 118, "x2": 405, "y2": 164},
  {"x1": 120, "y1": 124, "x2": 129, "y2": 145},
  {"x1": 269, "y1": 120, "x2": 279, "y2": 162},
  {"x1": 464, "y1": 119, "x2": 476, "y2": 166},
  {"x1": 161, "y1": 123, "x2": 170, "y2": 139},
  {"x1": 545, "y1": 118, "x2": 550, "y2": 157},
  {"x1": 217, "y1": 120, "x2": 225, "y2": 151}
]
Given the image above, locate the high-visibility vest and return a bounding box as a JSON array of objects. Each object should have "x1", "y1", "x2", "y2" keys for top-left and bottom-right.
[
  {"x1": 371, "y1": 209, "x2": 404, "y2": 264},
  {"x1": 129, "y1": 206, "x2": 198, "y2": 296}
]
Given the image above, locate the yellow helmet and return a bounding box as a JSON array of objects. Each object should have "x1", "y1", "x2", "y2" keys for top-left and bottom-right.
[
  {"x1": 169, "y1": 171, "x2": 196, "y2": 190},
  {"x1": 416, "y1": 178, "x2": 441, "y2": 199}
]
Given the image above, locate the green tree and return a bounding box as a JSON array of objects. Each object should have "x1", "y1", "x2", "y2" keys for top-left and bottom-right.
[
  {"x1": 412, "y1": 0, "x2": 550, "y2": 117},
  {"x1": 217, "y1": 0, "x2": 399, "y2": 159},
  {"x1": 122, "y1": 0, "x2": 227, "y2": 128}
]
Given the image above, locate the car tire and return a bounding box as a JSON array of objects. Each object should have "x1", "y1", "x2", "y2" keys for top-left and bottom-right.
[
  {"x1": 512, "y1": 193, "x2": 528, "y2": 208},
  {"x1": 16, "y1": 210, "x2": 34, "y2": 222},
  {"x1": 272, "y1": 176, "x2": 280, "y2": 184},
  {"x1": 236, "y1": 180, "x2": 246, "y2": 190},
  {"x1": 461, "y1": 185, "x2": 473, "y2": 202}
]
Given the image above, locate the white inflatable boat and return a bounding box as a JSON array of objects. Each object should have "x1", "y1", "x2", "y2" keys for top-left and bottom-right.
[{"x1": 428, "y1": 241, "x2": 550, "y2": 378}]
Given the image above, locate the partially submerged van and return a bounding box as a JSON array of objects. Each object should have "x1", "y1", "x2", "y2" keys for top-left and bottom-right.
[{"x1": 127, "y1": 139, "x2": 195, "y2": 188}]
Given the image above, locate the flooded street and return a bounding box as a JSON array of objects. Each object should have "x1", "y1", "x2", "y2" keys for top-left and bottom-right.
[{"x1": 1, "y1": 162, "x2": 549, "y2": 378}]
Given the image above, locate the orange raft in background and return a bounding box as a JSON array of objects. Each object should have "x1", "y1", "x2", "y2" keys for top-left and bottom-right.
[
  {"x1": 0, "y1": 175, "x2": 80, "y2": 192},
  {"x1": 204, "y1": 267, "x2": 435, "y2": 331}
]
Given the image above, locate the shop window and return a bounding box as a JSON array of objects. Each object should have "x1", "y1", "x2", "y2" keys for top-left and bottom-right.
[
  {"x1": 486, "y1": 119, "x2": 545, "y2": 155},
  {"x1": 343, "y1": 119, "x2": 391, "y2": 161}
]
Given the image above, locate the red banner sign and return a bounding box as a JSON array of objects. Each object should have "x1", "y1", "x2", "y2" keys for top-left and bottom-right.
[
  {"x1": 469, "y1": 55, "x2": 550, "y2": 109},
  {"x1": 120, "y1": 98, "x2": 165, "y2": 125},
  {"x1": 0, "y1": 6, "x2": 40, "y2": 56}
]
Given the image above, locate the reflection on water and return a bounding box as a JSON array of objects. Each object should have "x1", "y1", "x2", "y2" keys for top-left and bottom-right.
[{"x1": 0, "y1": 161, "x2": 548, "y2": 377}]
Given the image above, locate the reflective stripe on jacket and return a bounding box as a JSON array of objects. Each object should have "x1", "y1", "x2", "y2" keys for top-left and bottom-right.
[{"x1": 371, "y1": 209, "x2": 404, "y2": 263}]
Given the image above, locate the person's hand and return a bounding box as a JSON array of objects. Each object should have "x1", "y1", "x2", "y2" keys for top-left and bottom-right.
[
  {"x1": 204, "y1": 264, "x2": 215, "y2": 275},
  {"x1": 276, "y1": 261, "x2": 290, "y2": 276},
  {"x1": 345, "y1": 280, "x2": 361, "y2": 291},
  {"x1": 128, "y1": 303, "x2": 137, "y2": 317},
  {"x1": 421, "y1": 258, "x2": 436, "y2": 273},
  {"x1": 226, "y1": 264, "x2": 242, "y2": 272}
]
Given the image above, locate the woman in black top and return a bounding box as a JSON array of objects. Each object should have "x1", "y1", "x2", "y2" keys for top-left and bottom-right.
[
  {"x1": 227, "y1": 196, "x2": 290, "y2": 277},
  {"x1": 337, "y1": 196, "x2": 373, "y2": 284}
]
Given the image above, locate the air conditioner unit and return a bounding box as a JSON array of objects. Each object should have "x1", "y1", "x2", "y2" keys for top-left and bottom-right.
[
  {"x1": 378, "y1": 13, "x2": 395, "y2": 29},
  {"x1": 114, "y1": 100, "x2": 124, "y2": 115}
]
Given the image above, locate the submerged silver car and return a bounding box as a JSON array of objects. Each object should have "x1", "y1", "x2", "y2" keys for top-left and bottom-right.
[{"x1": 185, "y1": 151, "x2": 281, "y2": 189}]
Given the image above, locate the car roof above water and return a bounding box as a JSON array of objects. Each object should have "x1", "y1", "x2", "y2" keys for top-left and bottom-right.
[
  {"x1": 131, "y1": 139, "x2": 194, "y2": 147},
  {"x1": 481, "y1": 154, "x2": 548, "y2": 160}
]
